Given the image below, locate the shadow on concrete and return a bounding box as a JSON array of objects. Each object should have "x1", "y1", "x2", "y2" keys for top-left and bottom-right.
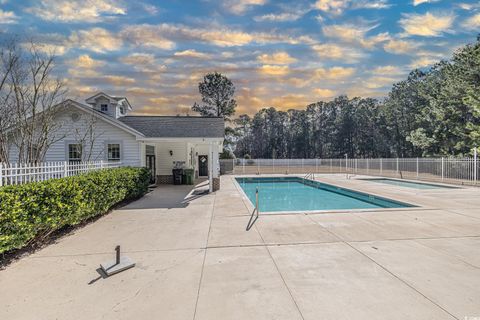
[
  {"x1": 88, "y1": 268, "x2": 108, "y2": 285},
  {"x1": 119, "y1": 179, "x2": 209, "y2": 210}
]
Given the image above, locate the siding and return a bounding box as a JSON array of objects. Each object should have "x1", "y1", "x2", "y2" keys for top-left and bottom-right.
[
  {"x1": 8, "y1": 105, "x2": 141, "y2": 166},
  {"x1": 155, "y1": 142, "x2": 188, "y2": 175}
]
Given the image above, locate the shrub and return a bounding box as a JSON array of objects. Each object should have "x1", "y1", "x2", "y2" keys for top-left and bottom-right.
[{"x1": 0, "y1": 167, "x2": 150, "y2": 254}]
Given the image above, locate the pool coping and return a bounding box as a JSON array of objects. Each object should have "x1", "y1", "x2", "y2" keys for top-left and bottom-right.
[
  {"x1": 356, "y1": 177, "x2": 462, "y2": 189},
  {"x1": 232, "y1": 175, "x2": 428, "y2": 215}
]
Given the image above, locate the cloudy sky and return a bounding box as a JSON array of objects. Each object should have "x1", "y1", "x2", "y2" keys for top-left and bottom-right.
[{"x1": 1, "y1": 0, "x2": 479, "y2": 115}]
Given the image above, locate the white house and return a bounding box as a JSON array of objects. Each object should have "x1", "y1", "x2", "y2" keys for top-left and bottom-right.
[{"x1": 8, "y1": 92, "x2": 225, "y2": 191}]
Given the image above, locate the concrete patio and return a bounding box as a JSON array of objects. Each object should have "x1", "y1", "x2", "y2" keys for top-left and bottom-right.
[{"x1": 1, "y1": 174, "x2": 480, "y2": 320}]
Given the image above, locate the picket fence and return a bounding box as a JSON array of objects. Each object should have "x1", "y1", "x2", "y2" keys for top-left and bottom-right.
[{"x1": 0, "y1": 161, "x2": 122, "y2": 186}]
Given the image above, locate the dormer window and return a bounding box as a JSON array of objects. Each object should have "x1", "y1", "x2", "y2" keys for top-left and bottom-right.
[
  {"x1": 119, "y1": 105, "x2": 125, "y2": 115},
  {"x1": 100, "y1": 104, "x2": 108, "y2": 112}
]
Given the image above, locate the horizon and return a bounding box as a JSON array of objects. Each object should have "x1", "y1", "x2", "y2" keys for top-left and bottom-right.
[{"x1": 1, "y1": 0, "x2": 479, "y2": 115}]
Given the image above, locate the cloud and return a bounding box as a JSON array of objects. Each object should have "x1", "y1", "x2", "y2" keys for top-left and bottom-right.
[
  {"x1": 400, "y1": 12, "x2": 455, "y2": 37},
  {"x1": 174, "y1": 49, "x2": 210, "y2": 59},
  {"x1": 258, "y1": 65, "x2": 290, "y2": 76},
  {"x1": 315, "y1": 66, "x2": 356, "y2": 79},
  {"x1": 371, "y1": 65, "x2": 405, "y2": 75},
  {"x1": 120, "y1": 53, "x2": 156, "y2": 66},
  {"x1": 257, "y1": 52, "x2": 297, "y2": 65},
  {"x1": 254, "y1": 12, "x2": 303, "y2": 22},
  {"x1": 462, "y1": 14, "x2": 480, "y2": 30},
  {"x1": 0, "y1": 9, "x2": 18, "y2": 24},
  {"x1": 457, "y1": 3, "x2": 480, "y2": 10},
  {"x1": 25, "y1": 0, "x2": 126, "y2": 23},
  {"x1": 314, "y1": 0, "x2": 349, "y2": 15},
  {"x1": 270, "y1": 94, "x2": 309, "y2": 110},
  {"x1": 409, "y1": 56, "x2": 438, "y2": 69},
  {"x1": 312, "y1": 43, "x2": 366, "y2": 63},
  {"x1": 314, "y1": 88, "x2": 336, "y2": 98},
  {"x1": 104, "y1": 75, "x2": 135, "y2": 86},
  {"x1": 364, "y1": 76, "x2": 398, "y2": 89},
  {"x1": 70, "y1": 54, "x2": 105, "y2": 69},
  {"x1": 322, "y1": 23, "x2": 390, "y2": 49},
  {"x1": 314, "y1": 0, "x2": 390, "y2": 15},
  {"x1": 412, "y1": 0, "x2": 440, "y2": 6},
  {"x1": 224, "y1": 0, "x2": 267, "y2": 15},
  {"x1": 383, "y1": 39, "x2": 419, "y2": 54},
  {"x1": 120, "y1": 25, "x2": 175, "y2": 49},
  {"x1": 120, "y1": 23, "x2": 313, "y2": 48},
  {"x1": 69, "y1": 28, "x2": 123, "y2": 53}
]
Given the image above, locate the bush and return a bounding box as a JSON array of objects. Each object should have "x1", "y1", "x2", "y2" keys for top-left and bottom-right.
[{"x1": 0, "y1": 167, "x2": 150, "y2": 254}]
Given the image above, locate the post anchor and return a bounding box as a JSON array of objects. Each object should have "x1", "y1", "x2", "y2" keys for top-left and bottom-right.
[{"x1": 100, "y1": 245, "x2": 135, "y2": 277}]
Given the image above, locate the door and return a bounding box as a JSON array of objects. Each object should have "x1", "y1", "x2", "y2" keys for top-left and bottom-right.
[
  {"x1": 146, "y1": 155, "x2": 156, "y2": 183},
  {"x1": 198, "y1": 155, "x2": 208, "y2": 176}
]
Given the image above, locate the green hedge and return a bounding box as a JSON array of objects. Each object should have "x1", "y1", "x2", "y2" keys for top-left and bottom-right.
[{"x1": 0, "y1": 167, "x2": 150, "y2": 254}]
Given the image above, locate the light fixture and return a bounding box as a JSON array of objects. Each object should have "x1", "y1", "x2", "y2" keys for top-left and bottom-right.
[{"x1": 169, "y1": 150, "x2": 173, "y2": 156}]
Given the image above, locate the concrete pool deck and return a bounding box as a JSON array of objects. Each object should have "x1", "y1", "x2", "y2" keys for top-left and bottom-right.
[{"x1": 1, "y1": 174, "x2": 480, "y2": 319}]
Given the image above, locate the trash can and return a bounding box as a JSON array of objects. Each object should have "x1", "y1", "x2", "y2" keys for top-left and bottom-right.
[
  {"x1": 184, "y1": 168, "x2": 194, "y2": 185},
  {"x1": 172, "y1": 169, "x2": 183, "y2": 185}
]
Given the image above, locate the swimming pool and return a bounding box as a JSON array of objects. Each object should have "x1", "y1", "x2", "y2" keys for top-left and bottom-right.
[
  {"x1": 236, "y1": 177, "x2": 415, "y2": 212},
  {"x1": 360, "y1": 178, "x2": 458, "y2": 189}
]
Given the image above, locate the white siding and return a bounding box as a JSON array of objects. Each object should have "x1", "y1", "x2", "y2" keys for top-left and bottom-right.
[
  {"x1": 8, "y1": 105, "x2": 141, "y2": 166},
  {"x1": 155, "y1": 142, "x2": 188, "y2": 175}
]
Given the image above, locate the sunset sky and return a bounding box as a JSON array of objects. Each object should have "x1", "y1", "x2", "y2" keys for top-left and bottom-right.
[{"x1": 1, "y1": 0, "x2": 479, "y2": 115}]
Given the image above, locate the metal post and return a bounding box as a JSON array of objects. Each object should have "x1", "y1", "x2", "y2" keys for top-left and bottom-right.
[
  {"x1": 272, "y1": 158, "x2": 275, "y2": 173},
  {"x1": 380, "y1": 158, "x2": 382, "y2": 175},
  {"x1": 441, "y1": 157, "x2": 444, "y2": 181},
  {"x1": 255, "y1": 187, "x2": 259, "y2": 212},
  {"x1": 0, "y1": 163, "x2": 2, "y2": 187},
  {"x1": 474, "y1": 147, "x2": 478, "y2": 185},
  {"x1": 366, "y1": 158, "x2": 369, "y2": 174},
  {"x1": 345, "y1": 154, "x2": 348, "y2": 178},
  {"x1": 396, "y1": 157, "x2": 399, "y2": 174},
  {"x1": 115, "y1": 245, "x2": 121, "y2": 265}
]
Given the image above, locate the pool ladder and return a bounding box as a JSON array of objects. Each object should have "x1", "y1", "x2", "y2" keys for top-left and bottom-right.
[{"x1": 304, "y1": 172, "x2": 315, "y2": 180}]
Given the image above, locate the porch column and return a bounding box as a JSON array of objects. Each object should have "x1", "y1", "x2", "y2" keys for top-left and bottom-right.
[{"x1": 208, "y1": 142, "x2": 213, "y2": 192}]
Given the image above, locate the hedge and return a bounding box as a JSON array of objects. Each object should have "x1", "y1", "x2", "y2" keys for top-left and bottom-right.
[{"x1": 0, "y1": 167, "x2": 150, "y2": 254}]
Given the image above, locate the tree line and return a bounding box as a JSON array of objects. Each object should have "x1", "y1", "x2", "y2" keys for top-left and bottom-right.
[{"x1": 232, "y1": 36, "x2": 480, "y2": 159}]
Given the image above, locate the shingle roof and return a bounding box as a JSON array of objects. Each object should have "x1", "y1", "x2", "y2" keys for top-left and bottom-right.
[{"x1": 118, "y1": 116, "x2": 225, "y2": 138}]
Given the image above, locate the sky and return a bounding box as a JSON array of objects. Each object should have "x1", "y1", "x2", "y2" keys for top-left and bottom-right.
[{"x1": 0, "y1": 0, "x2": 479, "y2": 116}]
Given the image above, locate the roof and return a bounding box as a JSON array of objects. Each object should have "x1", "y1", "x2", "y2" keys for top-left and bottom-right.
[
  {"x1": 85, "y1": 92, "x2": 133, "y2": 110},
  {"x1": 118, "y1": 116, "x2": 225, "y2": 138}
]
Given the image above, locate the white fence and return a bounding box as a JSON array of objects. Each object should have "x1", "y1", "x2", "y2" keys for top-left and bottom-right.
[
  {"x1": 224, "y1": 157, "x2": 479, "y2": 186},
  {"x1": 0, "y1": 161, "x2": 122, "y2": 186}
]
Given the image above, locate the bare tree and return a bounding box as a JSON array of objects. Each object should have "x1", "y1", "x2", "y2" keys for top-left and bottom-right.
[
  {"x1": 1, "y1": 39, "x2": 68, "y2": 163},
  {"x1": 71, "y1": 109, "x2": 106, "y2": 161}
]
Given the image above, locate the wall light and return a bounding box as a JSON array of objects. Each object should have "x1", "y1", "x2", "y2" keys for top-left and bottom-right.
[{"x1": 169, "y1": 150, "x2": 173, "y2": 156}]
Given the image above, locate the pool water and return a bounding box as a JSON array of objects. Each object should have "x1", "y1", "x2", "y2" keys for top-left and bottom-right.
[
  {"x1": 361, "y1": 178, "x2": 458, "y2": 189},
  {"x1": 236, "y1": 177, "x2": 415, "y2": 212}
]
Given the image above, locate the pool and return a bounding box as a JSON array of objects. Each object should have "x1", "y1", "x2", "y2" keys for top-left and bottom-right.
[
  {"x1": 360, "y1": 178, "x2": 458, "y2": 189},
  {"x1": 236, "y1": 177, "x2": 415, "y2": 212}
]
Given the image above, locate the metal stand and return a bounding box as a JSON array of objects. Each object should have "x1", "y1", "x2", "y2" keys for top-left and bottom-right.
[{"x1": 100, "y1": 246, "x2": 135, "y2": 277}]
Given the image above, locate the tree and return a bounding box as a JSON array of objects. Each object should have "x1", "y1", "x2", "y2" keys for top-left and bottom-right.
[
  {"x1": 0, "y1": 38, "x2": 67, "y2": 163},
  {"x1": 192, "y1": 72, "x2": 237, "y2": 120}
]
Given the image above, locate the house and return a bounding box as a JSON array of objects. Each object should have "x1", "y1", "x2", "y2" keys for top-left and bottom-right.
[{"x1": 7, "y1": 92, "x2": 225, "y2": 191}]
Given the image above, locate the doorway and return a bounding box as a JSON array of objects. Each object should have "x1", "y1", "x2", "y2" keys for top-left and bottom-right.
[
  {"x1": 146, "y1": 154, "x2": 156, "y2": 183},
  {"x1": 198, "y1": 155, "x2": 208, "y2": 177}
]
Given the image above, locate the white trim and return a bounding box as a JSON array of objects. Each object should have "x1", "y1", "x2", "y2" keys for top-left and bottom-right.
[
  {"x1": 138, "y1": 137, "x2": 223, "y2": 143},
  {"x1": 68, "y1": 101, "x2": 145, "y2": 138},
  {"x1": 104, "y1": 140, "x2": 123, "y2": 161}
]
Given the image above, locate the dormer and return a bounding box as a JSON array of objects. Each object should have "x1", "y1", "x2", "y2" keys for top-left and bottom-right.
[{"x1": 85, "y1": 92, "x2": 133, "y2": 119}]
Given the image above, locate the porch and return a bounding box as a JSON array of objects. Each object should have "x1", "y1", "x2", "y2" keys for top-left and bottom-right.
[{"x1": 139, "y1": 138, "x2": 222, "y2": 192}]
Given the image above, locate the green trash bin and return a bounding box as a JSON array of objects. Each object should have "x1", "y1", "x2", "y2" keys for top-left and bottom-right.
[{"x1": 184, "y1": 168, "x2": 194, "y2": 185}]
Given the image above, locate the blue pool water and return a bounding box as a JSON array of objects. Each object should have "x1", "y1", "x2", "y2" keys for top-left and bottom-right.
[
  {"x1": 361, "y1": 178, "x2": 458, "y2": 189},
  {"x1": 236, "y1": 177, "x2": 415, "y2": 212}
]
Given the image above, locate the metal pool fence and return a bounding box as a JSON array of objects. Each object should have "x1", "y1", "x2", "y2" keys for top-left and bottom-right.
[
  {"x1": 0, "y1": 161, "x2": 121, "y2": 186},
  {"x1": 221, "y1": 157, "x2": 479, "y2": 186}
]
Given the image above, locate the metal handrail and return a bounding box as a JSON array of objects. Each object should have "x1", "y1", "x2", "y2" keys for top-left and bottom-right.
[
  {"x1": 304, "y1": 172, "x2": 315, "y2": 180},
  {"x1": 246, "y1": 187, "x2": 259, "y2": 231}
]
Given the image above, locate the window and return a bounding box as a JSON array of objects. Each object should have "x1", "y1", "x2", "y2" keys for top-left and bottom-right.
[
  {"x1": 68, "y1": 144, "x2": 82, "y2": 162},
  {"x1": 107, "y1": 143, "x2": 121, "y2": 161},
  {"x1": 119, "y1": 105, "x2": 125, "y2": 115},
  {"x1": 100, "y1": 104, "x2": 108, "y2": 112}
]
